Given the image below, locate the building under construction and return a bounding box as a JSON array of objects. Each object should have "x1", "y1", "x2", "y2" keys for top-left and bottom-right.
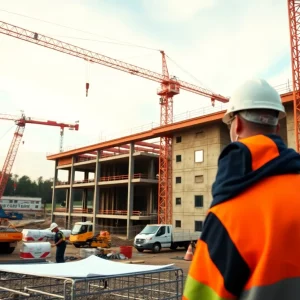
[{"x1": 47, "y1": 90, "x2": 294, "y2": 239}]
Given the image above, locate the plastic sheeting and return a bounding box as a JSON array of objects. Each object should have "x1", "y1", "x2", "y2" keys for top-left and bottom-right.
[{"x1": 0, "y1": 255, "x2": 174, "y2": 278}]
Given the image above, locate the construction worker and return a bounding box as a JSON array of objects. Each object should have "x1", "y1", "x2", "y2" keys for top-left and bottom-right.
[
  {"x1": 183, "y1": 78, "x2": 300, "y2": 300},
  {"x1": 48, "y1": 222, "x2": 66, "y2": 263}
]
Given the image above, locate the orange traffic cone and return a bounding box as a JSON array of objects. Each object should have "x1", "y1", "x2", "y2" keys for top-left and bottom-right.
[{"x1": 184, "y1": 243, "x2": 194, "y2": 261}]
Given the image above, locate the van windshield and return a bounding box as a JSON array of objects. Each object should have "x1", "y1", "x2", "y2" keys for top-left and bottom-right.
[{"x1": 140, "y1": 225, "x2": 159, "y2": 235}]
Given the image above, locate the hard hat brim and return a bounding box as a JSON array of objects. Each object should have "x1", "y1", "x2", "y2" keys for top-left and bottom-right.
[{"x1": 222, "y1": 109, "x2": 286, "y2": 125}]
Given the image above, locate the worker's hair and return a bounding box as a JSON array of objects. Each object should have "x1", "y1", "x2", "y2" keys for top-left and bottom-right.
[{"x1": 237, "y1": 109, "x2": 279, "y2": 134}]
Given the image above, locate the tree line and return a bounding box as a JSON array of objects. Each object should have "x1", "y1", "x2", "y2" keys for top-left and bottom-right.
[{"x1": 3, "y1": 174, "x2": 85, "y2": 205}]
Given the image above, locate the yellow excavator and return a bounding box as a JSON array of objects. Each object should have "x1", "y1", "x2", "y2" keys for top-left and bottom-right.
[{"x1": 69, "y1": 221, "x2": 111, "y2": 248}]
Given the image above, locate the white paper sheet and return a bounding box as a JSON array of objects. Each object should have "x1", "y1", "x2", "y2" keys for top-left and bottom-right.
[{"x1": 0, "y1": 255, "x2": 174, "y2": 278}]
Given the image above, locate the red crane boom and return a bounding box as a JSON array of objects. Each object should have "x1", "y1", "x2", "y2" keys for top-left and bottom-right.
[
  {"x1": 0, "y1": 20, "x2": 228, "y2": 224},
  {"x1": 0, "y1": 112, "x2": 79, "y2": 199}
]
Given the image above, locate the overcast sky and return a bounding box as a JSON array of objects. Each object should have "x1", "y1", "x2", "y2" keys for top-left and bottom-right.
[{"x1": 0, "y1": 0, "x2": 292, "y2": 181}]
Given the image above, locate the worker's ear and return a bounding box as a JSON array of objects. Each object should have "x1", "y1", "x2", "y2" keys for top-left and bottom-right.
[{"x1": 235, "y1": 114, "x2": 245, "y2": 136}]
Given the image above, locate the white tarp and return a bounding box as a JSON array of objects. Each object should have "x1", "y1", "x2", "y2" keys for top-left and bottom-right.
[{"x1": 0, "y1": 255, "x2": 174, "y2": 278}]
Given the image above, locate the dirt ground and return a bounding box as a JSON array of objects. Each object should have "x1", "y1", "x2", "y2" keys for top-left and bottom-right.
[{"x1": 0, "y1": 242, "x2": 192, "y2": 275}]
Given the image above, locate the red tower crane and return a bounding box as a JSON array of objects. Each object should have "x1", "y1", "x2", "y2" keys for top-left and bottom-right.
[
  {"x1": 0, "y1": 112, "x2": 79, "y2": 199},
  {"x1": 0, "y1": 20, "x2": 228, "y2": 224},
  {"x1": 288, "y1": 0, "x2": 300, "y2": 152}
]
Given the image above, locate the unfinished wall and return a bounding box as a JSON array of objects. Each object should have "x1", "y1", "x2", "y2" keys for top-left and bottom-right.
[
  {"x1": 172, "y1": 123, "x2": 229, "y2": 232},
  {"x1": 285, "y1": 103, "x2": 295, "y2": 149}
]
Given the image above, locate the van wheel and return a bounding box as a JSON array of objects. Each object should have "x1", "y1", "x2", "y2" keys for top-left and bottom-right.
[
  {"x1": 137, "y1": 249, "x2": 144, "y2": 253},
  {"x1": 153, "y1": 243, "x2": 161, "y2": 253}
]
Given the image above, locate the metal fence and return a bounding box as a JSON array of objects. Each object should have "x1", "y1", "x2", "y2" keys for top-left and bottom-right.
[{"x1": 0, "y1": 266, "x2": 183, "y2": 299}]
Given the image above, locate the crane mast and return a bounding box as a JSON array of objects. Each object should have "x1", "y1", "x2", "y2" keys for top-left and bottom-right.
[
  {"x1": 0, "y1": 20, "x2": 228, "y2": 224},
  {"x1": 288, "y1": 0, "x2": 300, "y2": 152},
  {"x1": 0, "y1": 113, "x2": 79, "y2": 199},
  {"x1": 0, "y1": 125, "x2": 25, "y2": 200}
]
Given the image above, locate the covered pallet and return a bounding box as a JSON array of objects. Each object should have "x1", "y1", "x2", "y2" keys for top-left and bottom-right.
[
  {"x1": 22, "y1": 229, "x2": 71, "y2": 242},
  {"x1": 20, "y1": 242, "x2": 51, "y2": 259}
]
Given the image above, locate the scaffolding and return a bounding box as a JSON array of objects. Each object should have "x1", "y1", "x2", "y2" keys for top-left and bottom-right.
[{"x1": 0, "y1": 266, "x2": 183, "y2": 299}]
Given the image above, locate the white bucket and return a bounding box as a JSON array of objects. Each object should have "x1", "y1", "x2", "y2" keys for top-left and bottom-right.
[{"x1": 20, "y1": 242, "x2": 51, "y2": 259}]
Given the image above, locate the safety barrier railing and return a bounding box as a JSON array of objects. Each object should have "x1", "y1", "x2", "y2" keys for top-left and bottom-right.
[
  {"x1": 56, "y1": 181, "x2": 70, "y2": 186},
  {"x1": 97, "y1": 210, "x2": 148, "y2": 216},
  {"x1": 99, "y1": 173, "x2": 149, "y2": 181},
  {"x1": 54, "y1": 208, "x2": 152, "y2": 216},
  {"x1": 55, "y1": 208, "x2": 92, "y2": 213},
  {"x1": 55, "y1": 173, "x2": 156, "y2": 186},
  {"x1": 73, "y1": 179, "x2": 95, "y2": 184}
]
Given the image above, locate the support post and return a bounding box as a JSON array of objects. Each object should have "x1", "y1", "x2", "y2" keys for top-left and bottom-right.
[
  {"x1": 68, "y1": 156, "x2": 75, "y2": 229},
  {"x1": 127, "y1": 143, "x2": 134, "y2": 239},
  {"x1": 92, "y1": 151, "x2": 101, "y2": 235},
  {"x1": 51, "y1": 160, "x2": 58, "y2": 222}
]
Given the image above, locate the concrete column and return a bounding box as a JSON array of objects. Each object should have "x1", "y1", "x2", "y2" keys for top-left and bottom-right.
[
  {"x1": 81, "y1": 189, "x2": 88, "y2": 222},
  {"x1": 68, "y1": 156, "x2": 75, "y2": 229},
  {"x1": 51, "y1": 160, "x2": 58, "y2": 222},
  {"x1": 92, "y1": 151, "x2": 101, "y2": 235},
  {"x1": 147, "y1": 187, "x2": 154, "y2": 215},
  {"x1": 148, "y1": 158, "x2": 155, "y2": 179},
  {"x1": 84, "y1": 171, "x2": 89, "y2": 182},
  {"x1": 127, "y1": 142, "x2": 134, "y2": 239}
]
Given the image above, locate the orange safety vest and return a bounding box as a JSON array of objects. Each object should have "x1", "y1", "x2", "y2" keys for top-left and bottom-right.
[{"x1": 183, "y1": 134, "x2": 300, "y2": 300}]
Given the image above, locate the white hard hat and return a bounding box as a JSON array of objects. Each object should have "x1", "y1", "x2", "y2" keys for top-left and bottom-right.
[
  {"x1": 222, "y1": 78, "x2": 286, "y2": 124},
  {"x1": 48, "y1": 222, "x2": 58, "y2": 231}
]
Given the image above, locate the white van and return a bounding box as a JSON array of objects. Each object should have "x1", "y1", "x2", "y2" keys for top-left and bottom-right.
[{"x1": 134, "y1": 224, "x2": 200, "y2": 253}]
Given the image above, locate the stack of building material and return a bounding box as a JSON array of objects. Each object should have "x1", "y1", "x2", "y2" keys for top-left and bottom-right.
[
  {"x1": 20, "y1": 229, "x2": 70, "y2": 260},
  {"x1": 22, "y1": 229, "x2": 71, "y2": 241},
  {"x1": 20, "y1": 242, "x2": 51, "y2": 259}
]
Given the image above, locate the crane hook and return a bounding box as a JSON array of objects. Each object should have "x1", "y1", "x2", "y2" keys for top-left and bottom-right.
[{"x1": 86, "y1": 82, "x2": 90, "y2": 97}]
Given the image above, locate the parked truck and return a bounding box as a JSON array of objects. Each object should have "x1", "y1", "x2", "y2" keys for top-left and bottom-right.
[{"x1": 133, "y1": 224, "x2": 201, "y2": 253}]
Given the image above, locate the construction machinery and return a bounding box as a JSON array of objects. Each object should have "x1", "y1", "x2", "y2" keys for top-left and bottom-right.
[
  {"x1": 69, "y1": 221, "x2": 111, "y2": 248},
  {"x1": 0, "y1": 205, "x2": 23, "y2": 220},
  {"x1": 0, "y1": 21, "x2": 228, "y2": 225},
  {"x1": 0, "y1": 112, "x2": 79, "y2": 202},
  {"x1": 0, "y1": 112, "x2": 79, "y2": 253},
  {"x1": 0, "y1": 218, "x2": 22, "y2": 254}
]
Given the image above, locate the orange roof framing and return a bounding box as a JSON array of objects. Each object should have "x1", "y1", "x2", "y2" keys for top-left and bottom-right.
[{"x1": 47, "y1": 92, "x2": 293, "y2": 161}]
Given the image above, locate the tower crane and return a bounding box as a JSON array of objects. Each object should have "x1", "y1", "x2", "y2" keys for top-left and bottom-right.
[
  {"x1": 0, "y1": 20, "x2": 228, "y2": 224},
  {"x1": 288, "y1": 0, "x2": 300, "y2": 152},
  {"x1": 0, "y1": 112, "x2": 79, "y2": 200}
]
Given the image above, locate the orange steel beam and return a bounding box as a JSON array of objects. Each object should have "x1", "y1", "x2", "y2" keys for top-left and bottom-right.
[
  {"x1": 47, "y1": 92, "x2": 293, "y2": 161},
  {"x1": 79, "y1": 144, "x2": 159, "y2": 156},
  {"x1": 136, "y1": 141, "x2": 160, "y2": 149},
  {"x1": 288, "y1": 0, "x2": 300, "y2": 151}
]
